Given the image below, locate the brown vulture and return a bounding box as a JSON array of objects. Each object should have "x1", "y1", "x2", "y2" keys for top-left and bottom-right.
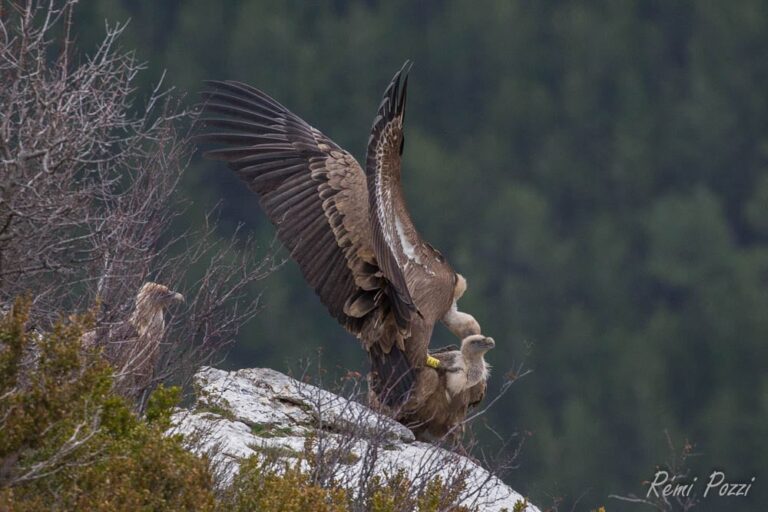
[
  {"x1": 84, "y1": 282, "x2": 184, "y2": 397},
  {"x1": 197, "y1": 62, "x2": 492, "y2": 430},
  {"x1": 392, "y1": 334, "x2": 494, "y2": 439}
]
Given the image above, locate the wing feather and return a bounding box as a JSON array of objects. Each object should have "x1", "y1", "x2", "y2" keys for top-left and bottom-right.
[
  {"x1": 197, "y1": 81, "x2": 410, "y2": 352},
  {"x1": 364, "y1": 62, "x2": 418, "y2": 329}
]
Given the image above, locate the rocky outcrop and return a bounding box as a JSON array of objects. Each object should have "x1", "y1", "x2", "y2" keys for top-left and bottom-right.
[{"x1": 170, "y1": 366, "x2": 539, "y2": 512}]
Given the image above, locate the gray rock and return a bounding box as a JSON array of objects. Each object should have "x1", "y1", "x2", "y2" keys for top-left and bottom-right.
[{"x1": 170, "y1": 366, "x2": 540, "y2": 512}]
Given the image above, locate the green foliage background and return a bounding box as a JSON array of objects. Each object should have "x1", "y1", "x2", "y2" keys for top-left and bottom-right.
[{"x1": 71, "y1": 1, "x2": 767, "y2": 509}]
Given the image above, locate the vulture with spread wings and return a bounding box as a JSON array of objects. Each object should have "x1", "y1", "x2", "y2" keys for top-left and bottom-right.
[{"x1": 198, "y1": 62, "x2": 490, "y2": 421}]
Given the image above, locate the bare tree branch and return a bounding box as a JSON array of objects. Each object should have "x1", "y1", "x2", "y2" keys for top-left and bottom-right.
[{"x1": 0, "y1": 0, "x2": 272, "y2": 411}]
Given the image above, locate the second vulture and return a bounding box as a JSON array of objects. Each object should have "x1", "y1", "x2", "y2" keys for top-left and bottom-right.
[{"x1": 198, "y1": 62, "x2": 493, "y2": 438}]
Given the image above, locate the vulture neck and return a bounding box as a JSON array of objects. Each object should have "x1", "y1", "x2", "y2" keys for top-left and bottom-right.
[
  {"x1": 461, "y1": 346, "x2": 490, "y2": 388},
  {"x1": 443, "y1": 301, "x2": 481, "y2": 339},
  {"x1": 129, "y1": 298, "x2": 165, "y2": 340}
]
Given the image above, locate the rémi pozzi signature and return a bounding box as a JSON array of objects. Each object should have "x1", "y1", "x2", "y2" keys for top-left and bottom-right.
[{"x1": 647, "y1": 470, "x2": 755, "y2": 499}]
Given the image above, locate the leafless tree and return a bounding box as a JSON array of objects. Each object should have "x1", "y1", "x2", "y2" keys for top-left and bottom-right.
[{"x1": 0, "y1": 0, "x2": 274, "y2": 409}]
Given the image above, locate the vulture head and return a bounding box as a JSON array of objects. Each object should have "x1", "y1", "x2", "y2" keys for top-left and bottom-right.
[
  {"x1": 136, "y1": 282, "x2": 185, "y2": 307},
  {"x1": 130, "y1": 282, "x2": 184, "y2": 339},
  {"x1": 460, "y1": 334, "x2": 494, "y2": 388},
  {"x1": 462, "y1": 334, "x2": 495, "y2": 354}
]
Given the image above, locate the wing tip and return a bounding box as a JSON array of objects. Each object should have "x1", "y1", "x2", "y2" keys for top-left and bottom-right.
[{"x1": 376, "y1": 60, "x2": 413, "y2": 122}]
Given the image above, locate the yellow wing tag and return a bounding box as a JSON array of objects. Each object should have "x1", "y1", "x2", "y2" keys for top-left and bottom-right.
[{"x1": 425, "y1": 355, "x2": 441, "y2": 369}]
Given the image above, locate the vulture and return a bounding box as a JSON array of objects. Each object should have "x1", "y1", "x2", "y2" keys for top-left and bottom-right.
[
  {"x1": 198, "y1": 62, "x2": 493, "y2": 436},
  {"x1": 391, "y1": 334, "x2": 495, "y2": 440},
  {"x1": 432, "y1": 335, "x2": 494, "y2": 401},
  {"x1": 84, "y1": 282, "x2": 184, "y2": 397}
]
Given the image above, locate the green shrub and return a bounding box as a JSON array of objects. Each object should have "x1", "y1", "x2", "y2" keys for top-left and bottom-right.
[
  {"x1": 366, "y1": 470, "x2": 470, "y2": 512},
  {"x1": 0, "y1": 299, "x2": 480, "y2": 511},
  {"x1": 219, "y1": 456, "x2": 349, "y2": 512},
  {"x1": 220, "y1": 437, "x2": 472, "y2": 512},
  {"x1": 0, "y1": 299, "x2": 215, "y2": 511}
]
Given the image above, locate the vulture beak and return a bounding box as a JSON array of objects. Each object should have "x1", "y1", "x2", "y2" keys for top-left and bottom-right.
[
  {"x1": 168, "y1": 291, "x2": 185, "y2": 304},
  {"x1": 481, "y1": 336, "x2": 495, "y2": 350}
]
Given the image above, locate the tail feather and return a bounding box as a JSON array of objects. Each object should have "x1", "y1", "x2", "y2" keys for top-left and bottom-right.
[{"x1": 369, "y1": 344, "x2": 415, "y2": 407}]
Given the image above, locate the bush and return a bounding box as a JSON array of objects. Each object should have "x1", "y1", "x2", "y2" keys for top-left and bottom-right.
[
  {"x1": 219, "y1": 435, "x2": 471, "y2": 512},
  {"x1": 0, "y1": 300, "x2": 480, "y2": 511},
  {"x1": 0, "y1": 299, "x2": 216, "y2": 511},
  {"x1": 219, "y1": 456, "x2": 349, "y2": 512}
]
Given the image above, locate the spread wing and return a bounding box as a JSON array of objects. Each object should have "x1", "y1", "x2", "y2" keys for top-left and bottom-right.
[
  {"x1": 364, "y1": 62, "x2": 419, "y2": 328},
  {"x1": 196, "y1": 81, "x2": 409, "y2": 351}
]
